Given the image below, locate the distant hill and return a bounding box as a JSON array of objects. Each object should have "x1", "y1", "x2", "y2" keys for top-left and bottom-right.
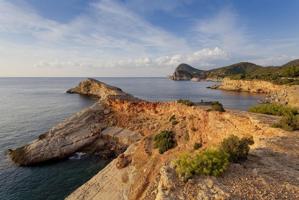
[
  {"x1": 169, "y1": 63, "x2": 206, "y2": 81},
  {"x1": 170, "y1": 59, "x2": 299, "y2": 85}
]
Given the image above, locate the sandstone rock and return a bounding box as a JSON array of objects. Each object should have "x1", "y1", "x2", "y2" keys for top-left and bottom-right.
[{"x1": 66, "y1": 78, "x2": 139, "y2": 102}]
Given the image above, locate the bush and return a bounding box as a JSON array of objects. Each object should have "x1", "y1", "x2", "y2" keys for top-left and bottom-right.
[
  {"x1": 210, "y1": 101, "x2": 225, "y2": 112},
  {"x1": 249, "y1": 103, "x2": 298, "y2": 116},
  {"x1": 274, "y1": 113, "x2": 299, "y2": 131},
  {"x1": 177, "y1": 99, "x2": 195, "y2": 106},
  {"x1": 220, "y1": 135, "x2": 254, "y2": 163},
  {"x1": 193, "y1": 142, "x2": 202, "y2": 150},
  {"x1": 174, "y1": 148, "x2": 229, "y2": 180},
  {"x1": 154, "y1": 131, "x2": 176, "y2": 154}
]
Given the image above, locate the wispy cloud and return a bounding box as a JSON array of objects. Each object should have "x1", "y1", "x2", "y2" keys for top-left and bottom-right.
[{"x1": 0, "y1": 0, "x2": 298, "y2": 76}]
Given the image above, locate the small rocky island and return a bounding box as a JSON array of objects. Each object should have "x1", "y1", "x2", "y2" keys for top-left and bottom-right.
[{"x1": 8, "y1": 78, "x2": 299, "y2": 200}]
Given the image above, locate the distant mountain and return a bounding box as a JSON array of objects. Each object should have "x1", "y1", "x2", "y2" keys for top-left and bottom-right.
[
  {"x1": 169, "y1": 63, "x2": 206, "y2": 81},
  {"x1": 170, "y1": 59, "x2": 299, "y2": 84},
  {"x1": 206, "y1": 62, "x2": 262, "y2": 79}
]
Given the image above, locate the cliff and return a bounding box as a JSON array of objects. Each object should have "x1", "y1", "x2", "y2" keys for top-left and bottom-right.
[
  {"x1": 67, "y1": 100, "x2": 299, "y2": 200},
  {"x1": 8, "y1": 79, "x2": 299, "y2": 199},
  {"x1": 216, "y1": 78, "x2": 299, "y2": 108}
]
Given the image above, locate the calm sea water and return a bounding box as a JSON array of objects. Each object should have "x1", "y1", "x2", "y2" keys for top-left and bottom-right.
[{"x1": 0, "y1": 77, "x2": 264, "y2": 200}]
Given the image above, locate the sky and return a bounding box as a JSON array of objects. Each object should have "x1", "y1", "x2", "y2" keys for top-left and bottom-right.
[{"x1": 0, "y1": 0, "x2": 299, "y2": 77}]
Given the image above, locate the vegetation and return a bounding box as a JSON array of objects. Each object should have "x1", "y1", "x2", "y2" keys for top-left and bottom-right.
[
  {"x1": 206, "y1": 60, "x2": 299, "y2": 85},
  {"x1": 249, "y1": 103, "x2": 299, "y2": 131},
  {"x1": 273, "y1": 114, "x2": 299, "y2": 131},
  {"x1": 154, "y1": 131, "x2": 176, "y2": 154},
  {"x1": 177, "y1": 99, "x2": 195, "y2": 106},
  {"x1": 173, "y1": 135, "x2": 254, "y2": 180},
  {"x1": 210, "y1": 101, "x2": 225, "y2": 112},
  {"x1": 193, "y1": 142, "x2": 202, "y2": 150},
  {"x1": 174, "y1": 148, "x2": 229, "y2": 180},
  {"x1": 220, "y1": 135, "x2": 254, "y2": 163},
  {"x1": 249, "y1": 103, "x2": 298, "y2": 116}
]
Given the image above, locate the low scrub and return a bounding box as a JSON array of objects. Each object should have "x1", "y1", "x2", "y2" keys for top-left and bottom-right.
[
  {"x1": 177, "y1": 99, "x2": 195, "y2": 106},
  {"x1": 154, "y1": 131, "x2": 176, "y2": 154},
  {"x1": 249, "y1": 103, "x2": 299, "y2": 131},
  {"x1": 249, "y1": 103, "x2": 298, "y2": 116},
  {"x1": 174, "y1": 148, "x2": 229, "y2": 180},
  {"x1": 273, "y1": 113, "x2": 299, "y2": 131},
  {"x1": 210, "y1": 101, "x2": 225, "y2": 112},
  {"x1": 173, "y1": 135, "x2": 254, "y2": 180},
  {"x1": 220, "y1": 135, "x2": 254, "y2": 163}
]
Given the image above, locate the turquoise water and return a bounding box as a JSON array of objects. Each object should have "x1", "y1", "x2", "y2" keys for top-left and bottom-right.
[{"x1": 0, "y1": 77, "x2": 264, "y2": 200}]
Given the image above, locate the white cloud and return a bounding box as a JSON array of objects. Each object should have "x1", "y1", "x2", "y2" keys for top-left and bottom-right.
[{"x1": 0, "y1": 1, "x2": 299, "y2": 76}]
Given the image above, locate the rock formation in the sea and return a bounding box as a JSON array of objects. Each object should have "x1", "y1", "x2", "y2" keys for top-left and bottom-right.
[
  {"x1": 169, "y1": 63, "x2": 206, "y2": 81},
  {"x1": 67, "y1": 78, "x2": 138, "y2": 101},
  {"x1": 9, "y1": 78, "x2": 299, "y2": 199}
]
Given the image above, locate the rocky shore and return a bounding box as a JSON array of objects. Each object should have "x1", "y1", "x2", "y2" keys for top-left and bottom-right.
[
  {"x1": 8, "y1": 78, "x2": 299, "y2": 199},
  {"x1": 213, "y1": 78, "x2": 299, "y2": 108}
]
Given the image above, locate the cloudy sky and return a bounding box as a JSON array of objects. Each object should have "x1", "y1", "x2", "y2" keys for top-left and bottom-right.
[{"x1": 1, "y1": 0, "x2": 299, "y2": 77}]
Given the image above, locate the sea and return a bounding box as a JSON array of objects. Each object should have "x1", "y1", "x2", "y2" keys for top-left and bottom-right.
[{"x1": 0, "y1": 77, "x2": 264, "y2": 200}]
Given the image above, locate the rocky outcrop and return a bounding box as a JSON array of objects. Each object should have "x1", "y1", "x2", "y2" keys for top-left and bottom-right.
[
  {"x1": 169, "y1": 63, "x2": 206, "y2": 81},
  {"x1": 215, "y1": 78, "x2": 299, "y2": 108},
  {"x1": 9, "y1": 79, "x2": 141, "y2": 166},
  {"x1": 67, "y1": 98, "x2": 299, "y2": 200},
  {"x1": 9, "y1": 103, "x2": 104, "y2": 165},
  {"x1": 67, "y1": 78, "x2": 138, "y2": 101}
]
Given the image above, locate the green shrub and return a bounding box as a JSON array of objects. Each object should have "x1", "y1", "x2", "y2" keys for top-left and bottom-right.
[
  {"x1": 169, "y1": 115, "x2": 179, "y2": 125},
  {"x1": 193, "y1": 142, "x2": 202, "y2": 150},
  {"x1": 273, "y1": 113, "x2": 299, "y2": 131},
  {"x1": 154, "y1": 131, "x2": 176, "y2": 154},
  {"x1": 210, "y1": 101, "x2": 225, "y2": 112},
  {"x1": 249, "y1": 103, "x2": 299, "y2": 131},
  {"x1": 249, "y1": 103, "x2": 298, "y2": 116},
  {"x1": 220, "y1": 135, "x2": 254, "y2": 163},
  {"x1": 177, "y1": 99, "x2": 195, "y2": 106},
  {"x1": 174, "y1": 148, "x2": 229, "y2": 180}
]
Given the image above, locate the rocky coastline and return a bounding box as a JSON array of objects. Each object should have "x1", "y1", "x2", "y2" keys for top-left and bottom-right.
[
  {"x1": 8, "y1": 78, "x2": 299, "y2": 199},
  {"x1": 211, "y1": 78, "x2": 299, "y2": 108}
]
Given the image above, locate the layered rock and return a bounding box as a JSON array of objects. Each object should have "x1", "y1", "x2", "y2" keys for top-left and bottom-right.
[{"x1": 9, "y1": 79, "x2": 140, "y2": 166}]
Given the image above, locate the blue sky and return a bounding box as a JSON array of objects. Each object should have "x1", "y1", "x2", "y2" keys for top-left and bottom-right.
[{"x1": 0, "y1": 0, "x2": 299, "y2": 76}]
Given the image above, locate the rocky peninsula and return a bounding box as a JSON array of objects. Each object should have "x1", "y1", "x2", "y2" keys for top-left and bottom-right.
[{"x1": 8, "y1": 78, "x2": 299, "y2": 199}]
